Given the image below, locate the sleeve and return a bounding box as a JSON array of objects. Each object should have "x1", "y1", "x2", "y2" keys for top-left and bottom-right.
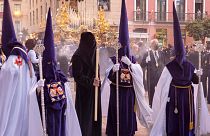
[
  {"x1": 192, "y1": 73, "x2": 199, "y2": 84},
  {"x1": 72, "y1": 56, "x2": 94, "y2": 89},
  {"x1": 141, "y1": 53, "x2": 148, "y2": 69},
  {"x1": 28, "y1": 50, "x2": 39, "y2": 63}
]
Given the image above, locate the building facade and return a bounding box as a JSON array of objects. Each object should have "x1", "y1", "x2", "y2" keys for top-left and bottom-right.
[
  {"x1": 28, "y1": 0, "x2": 60, "y2": 33},
  {"x1": 126, "y1": 0, "x2": 210, "y2": 46},
  {"x1": 0, "y1": 0, "x2": 29, "y2": 42}
]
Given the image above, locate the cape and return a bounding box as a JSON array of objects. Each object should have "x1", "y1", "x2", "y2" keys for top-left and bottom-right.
[
  {"x1": 101, "y1": 59, "x2": 153, "y2": 128},
  {"x1": 150, "y1": 67, "x2": 210, "y2": 136},
  {"x1": 0, "y1": 55, "x2": 37, "y2": 136},
  {"x1": 28, "y1": 82, "x2": 82, "y2": 136}
]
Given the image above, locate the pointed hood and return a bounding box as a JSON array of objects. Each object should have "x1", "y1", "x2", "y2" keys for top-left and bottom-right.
[
  {"x1": 1, "y1": 0, "x2": 17, "y2": 57},
  {"x1": 118, "y1": 0, "x2": 130, "y2": 57},
  {"x1": 42, "y1": 8, "x2": 67, "y2": 83},
  {"x1": 43, "y1": 8, "x2": 56, "y2": 62},
  {"x1": 173, "y1": 2, "x2": 186, "y2": 66}
]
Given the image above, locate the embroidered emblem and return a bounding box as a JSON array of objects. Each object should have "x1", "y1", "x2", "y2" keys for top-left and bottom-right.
[
  {"x1": 120, "y1": 69, "x2": 131, "y2": 83},
  {"x1": 47, "y1": 81, "x2": 66, "y2": 102},
  {"x1": 14, "y1": 56, "x2": 23, "y2": 67}
]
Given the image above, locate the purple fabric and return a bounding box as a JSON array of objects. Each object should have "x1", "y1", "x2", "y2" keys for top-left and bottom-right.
[
  {"x1": 106, "y1": 57, "x2": 137, "y2": 136},
  {"x1": 119, "y1": 0, "x2": 130, "y2": 57},
  {"x1": 43, "y1": 8, "x2": 56, "y2": 62},
  {"x1": 39, "y1": 8, "x2": 67, "y2": 136},
  {"x1": 9, "y1": 41, "x2": 29, "y2": 64},
  {"x1": 173, "y1": 2, "x2": 186, "y2": 68},
  {"x1": 1, "y1": 0, "x2": 17, "y2": 57},
  {"x1": 166, "y1": 60, "x2": 198, "y2": 136}
]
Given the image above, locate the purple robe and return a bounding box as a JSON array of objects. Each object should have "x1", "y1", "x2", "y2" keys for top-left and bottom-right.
[
  {"x1": 106, "y1": 56, "x2": 137, "y2": 136},
  {"x1": 166, "y1": 60, "x2": 199, "y2": 136}
]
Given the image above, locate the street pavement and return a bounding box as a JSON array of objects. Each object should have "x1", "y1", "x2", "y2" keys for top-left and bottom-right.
[{"x1": 69, "y1": 78, "x2": 210, "y2": 136}]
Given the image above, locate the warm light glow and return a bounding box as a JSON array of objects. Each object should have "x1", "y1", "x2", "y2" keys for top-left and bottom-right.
[{"x1": 14, "y1": 11, "x2": 22, "y2": 17}]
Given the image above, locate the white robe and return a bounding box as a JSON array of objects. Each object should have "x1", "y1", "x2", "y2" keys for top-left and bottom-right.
[
  {"x1": 28, "y1": 82, "x2": 82, "y2": 136},
  {"x1": 150, "y1": 67, "x2": 210, "y2": 136},
  {"x1": 101, "y1": 60, "x2": 153, "y2": 128},
  {"x1": 0, "y1": 55, "x2": 37, "y2": 136}
]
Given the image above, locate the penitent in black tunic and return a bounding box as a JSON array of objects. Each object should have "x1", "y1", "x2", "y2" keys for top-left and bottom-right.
[{"x1": 71, "y1": 55, "x2": 102, "y2": 136}]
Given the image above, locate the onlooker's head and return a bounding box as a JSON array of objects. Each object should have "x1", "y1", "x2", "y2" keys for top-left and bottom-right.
[
  {"x1": 151, "y1": 39, "x2": 159, "y2": 50},
  {"x1": 25, "y1": 39, "x2": 36, "y2": 51}
]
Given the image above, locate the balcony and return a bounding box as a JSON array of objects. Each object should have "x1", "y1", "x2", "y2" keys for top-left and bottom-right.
[
  {"x1": 133, "y1": 11, "x2": 208, "y2": 23},
  {"x1": 133, "y1": 11, "x2": 148, "y2": 22}
]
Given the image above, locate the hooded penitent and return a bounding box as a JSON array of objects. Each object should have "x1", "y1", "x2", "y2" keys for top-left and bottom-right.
[
  {"x1": 106, "y1": 0, "x2": 137, "y2": 135},
  {"x1": 173, "y1": 2, "x2": 186, "y2": 68},
  {"x1": 73, "y1": 32, "x2": 96, "y2": 71},
  {"x1": 41, "y1": 8, "x2": 67, "y2": 136},
  {"x1": 1, "y1": 0, "x2": 28, "y2": 63},
  {"x1": 118, "y1": 0, "x2": 130, "y2": 58}
]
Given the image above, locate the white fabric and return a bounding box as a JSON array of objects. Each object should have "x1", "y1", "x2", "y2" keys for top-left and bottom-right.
[
  {"x1": 0, "y1": 55, "x2": 37, "y2": 136},
  {"x1": 112, "y1": 64, "x2": 120, "y2": 72},
  {"x1": 150, "y1": 67, "x2": 210, "y2": 136},
  {"x1": 65, "y1": 82, "x2": 82, "y2": 136},
  {"x1": 121, "y1": 56, "x2": 132, "y2": 66},
  {"x1": 28, "y1": 82, "x2": 82, "y2": 136},
  {"x1": 129, "y1": 63, "x2": 153, "y2": 128},
  {"x1": 28, "y1": 50, "x2": 39, "y2": 63},
  {"x1": 101, "y1": 59, "x2": 152, "y2": 128}
]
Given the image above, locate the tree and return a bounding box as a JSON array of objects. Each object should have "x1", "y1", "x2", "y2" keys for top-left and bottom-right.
[{"x1": 185, "y1": 18, "x2": 210, "y2": 44}]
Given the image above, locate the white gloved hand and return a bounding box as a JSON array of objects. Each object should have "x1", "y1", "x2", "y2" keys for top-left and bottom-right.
[
  {"x1": 121, "y1": 56, "x2": 132, "y2": 66},
  {"x1": 146, "y1": 56, "x2": 151, "y2": 63},
  {"x1": 196, "y1": 69, "x2": 203, "y2": 76},
  {"x1": 37, "y1": 79, "x2": 45, "y2": 87},
  {"x1": 113, "y1": 63, "x2": 120, "y2": 72}
]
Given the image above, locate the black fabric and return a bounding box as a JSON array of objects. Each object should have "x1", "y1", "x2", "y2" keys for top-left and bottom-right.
[
  {"x1": 71, "y1": 55, "x2": 102, "y2": 136},
  {"x1": 141, "y1": 50, "x2": 164, "y2": 106},
  {"x1": 72, "y1": 32, "x2": 96, "y2": 72}
]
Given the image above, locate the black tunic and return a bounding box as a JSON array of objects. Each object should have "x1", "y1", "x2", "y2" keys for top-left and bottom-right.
[{"x1": 71, "y1": 55, "x2": 102, "y2": 136}]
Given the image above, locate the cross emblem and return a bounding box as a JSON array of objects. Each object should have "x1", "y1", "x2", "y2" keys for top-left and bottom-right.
[{"x1": 14, "y1": 56, "x2": 23, "y2": 67}]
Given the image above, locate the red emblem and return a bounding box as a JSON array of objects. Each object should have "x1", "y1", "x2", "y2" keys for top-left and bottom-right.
[{"x1": 15, "y1": 56, "x2": 23, "y2": 67}]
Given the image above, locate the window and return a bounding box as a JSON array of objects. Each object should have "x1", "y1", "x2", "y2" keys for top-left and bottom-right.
[
  {"x1": 41, "y1": 6, "x2": 43, "y2": 22},
  {"x1": 135, "y1": 0, "x2": 146, "y2": 21},
  {"x1": 157, "y1": 0, "x2": 166, "y2": 21},
  {"x1": 14, "y1": 4, "x2": 21, "y2": 12},
  {"x1": 0, "y1": 4, "x2": 3, "y2": 12},
  {"x1": 45, "y1": 2, "x2": 47, "y2": 18},
  {"x1": 156, "y1": 28, "x2": 167, "y2": 47},
  {"x1": 14, "y1": 21, "x2": 21, "y2": 33},
  {"x1": 30, "y1": 12, "x2": 32, "y2": 26},
  {"x1": 176, "y1": 0, "x2": 185, "y2": 21},
  {"x1": 33, "y1": 11, "x2": 35, "y2": 25},
  {"x1": 98, "y1": 0, "x2": 110, "y2": 11},
  {"x1": 36, "y1": 8, "x2": 38, "y2": 25},
  {"x1": 195, "y1": 0, "x2": 203, "y2": 19},
  {"x1": 133, "y1": 28, "x2": 147, "y2": 33}
]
